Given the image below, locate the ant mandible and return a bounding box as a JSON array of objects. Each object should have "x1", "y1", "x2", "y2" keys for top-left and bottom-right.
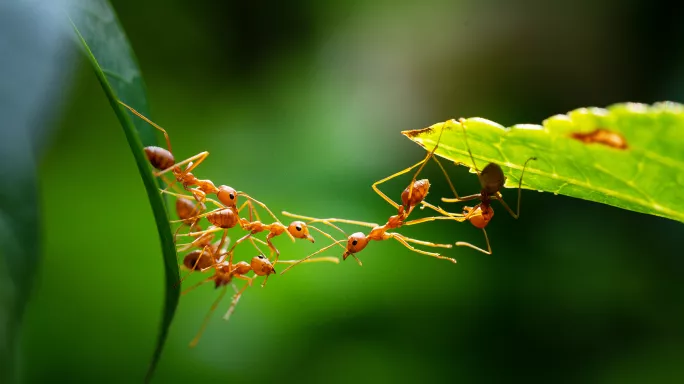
[{"x1": 421, "y1": 118, "x2": 537, "y2": 254}]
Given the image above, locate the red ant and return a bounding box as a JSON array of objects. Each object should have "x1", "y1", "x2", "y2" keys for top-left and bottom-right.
[
  {"x1": 370, "y1": 120, "x2": 459, "y2": 227},
  {"x1": 280, "y1": 122, "x2": 463, "y2": 272},
  {"x1": 420, "y1": 118, "x2": 537, "y2": 254},
  {"x1": 279, "y1": 212, "x2": 455, "y2": 274},
  {"x1": 118, "y1": 100, "x2": 214, "y2": 203},
  {"x1": 119, "y1": 101, "x2": 278, "y2": 222},
  {"x1": 183, "y1": 253, "x2": 338, "y2": 347},
  {"x1": 168, "y1": 187, "x2": 340, "y2": 265},
  {"x1": 174, "y1": 196, "x2": 207, "y2": 241},
  {"x1": 182, "y1": 254, "x2": 273, "y2": 347}
]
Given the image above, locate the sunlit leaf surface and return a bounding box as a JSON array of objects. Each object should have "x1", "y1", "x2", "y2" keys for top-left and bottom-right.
[{"x1": 403, "y1": 102, "x2": 684, "y2": 223}]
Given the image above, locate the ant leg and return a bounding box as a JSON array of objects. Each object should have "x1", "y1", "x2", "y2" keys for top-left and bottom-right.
[
  {"x1": 176, "y1": 225, "x2": 224, "y2": 238},
  {"x1": 265, "y1": 234, "x2": 281, "y2": 264},
  {"x1": 189, "y1": 286, "x2": 228, "y2": 348},
  {"x1": 236, "y1": 200, "x2": 260, "y2": 224},
  {"x1": 282, "y1": 211, "x2": 378, "y2": 228},
  {"x1": 215, "y1": 229, "x2": 228, "y2": 258},
  {"x1": 240, "y1": 194, "x2": 293, "y2": 242},
  {"x1": 219, "y1": 233, "x2": 253, "y2": 265},
  {"x1": 308, "y1": 225, "x2": 347, "y2": 249},
  {"x1": 161, "y1": 190, "x2": 224, "y2": 210},
  {"x1": 249, "y1": 237, "x2": 268, "y2": 255},
  {"x1": 156, "y1": 151, "x2": 210, "y2": 178},
  {"x1": 233, "y1": 274, "x2": 253, "y2": 286},
  {"x1": 239, "y1": 193, "x2": 279, "y2": 223},
  {"x1": 403, "y1": 215, "x2": 465, "y2": 226},
  {"x1": 441, "y1": 194, "x2": 480, "y2": 204},
  {"x1": 222, "y1": 282, "x2": 250, "y2": 321},
  {"x1": 458, "y1": 118, "x2": 482, "y2": 175},
  {"x1": 373, "y1": 161, "x2": 424, "y2": 209},
  {"x1": 392, "y1": 233, "x2": 452, "y2": 249},
  {"x1": 280, "y1": 240, "x2": 346, "y2": 275},
  {"x1": 494, "y1": 156, "x2": 537, "y2": 219},
  {"x1": 118, "y1": 100, "x2": 173, "y2": 153},
  {"x1": 175, "y1": 202, "x2": 207, "y2": 242},
  {"x1": 276, "y1": 257, "x2": 340, "y2": 265},
  {"x1": 160, "y1": 174, "x2": 187, "y2": 195},
  {"x1": 175, "y1": 245, "x2": 212, "y2": 288},
  {"x1": 420, "y1": 201, "x2": 465, "y2": 218},
  {"x1": 372, "y1": 122, "x2": 448, "y2": 207},
  {"x1": 391, "y1": 234, "x2": 457, "y2": 263},
  {"x1": 181, "y1": 276, "x2": 214, "y2": 295},
  {"x1": 431, "y1": 155, "x2": 461, "y2": 199},
  {"x1": 456, "y1": 228, "x2": 492, "y2": 255},
  {"x1": 406, "y1": 121, "x2": 448, "y2": 201},
  {"x1": 249, "y1": 200, "x2": 262, "y2": 223}
]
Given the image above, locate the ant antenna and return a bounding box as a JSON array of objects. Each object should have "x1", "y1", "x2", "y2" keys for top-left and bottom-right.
[
  {"x1": 494, "y1": 156, "x2": 537, "y2": 219},
  {"x1": 406, "y1": 120, "x2": 447, "y2": 201},
  {"x1": 280, "y1": 240, "x2": 346, "y2": 275},
  {"x1": 458, "y1": 118, "x2": 480, "y2": 175},
  {"x1": 118, "y1": 100, "x2": 173, "y2": 153}
]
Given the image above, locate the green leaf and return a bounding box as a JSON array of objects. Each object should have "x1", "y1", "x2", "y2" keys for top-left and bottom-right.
[
  {"x1": 0, "y1": 1, "x2": 76, "y2": 382},
  {"x1": 403, "y1": 102, "x2": 684, "y2": 223},
  {"x1": 67, "y1": 1, "x2": 179, "y2": 381}
]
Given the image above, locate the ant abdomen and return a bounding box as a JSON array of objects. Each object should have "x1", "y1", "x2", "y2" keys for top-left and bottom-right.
[
  {"x1": 401, "y1": 179, "x2": 430, "y2": 208},
  {"x1": 183, "y1": 250, "x2": 214, "y2": 271},
  {"x1": 464, "y1": 205, "x2": 494, "y2": 229},
  {"x1": 144, "y1": 146, "x2": 175, "y2": 170},
  {"x1": 207, "y1": 208, "x2": 239, "y2": 228},
  {"x1": 176, "y1": 198, "x2": 205, "y2": 223},
  {"x1": 214, "y1": 272, "x2": 233, "y2": 288}
]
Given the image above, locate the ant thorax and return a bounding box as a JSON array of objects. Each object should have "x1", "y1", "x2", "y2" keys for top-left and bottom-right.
[
  {"x1": 386, "y1": 214, "x2": 403, "y2": 229},
  {"x1": 479, "y1": 190, "x2": 493, "y2": 207}
]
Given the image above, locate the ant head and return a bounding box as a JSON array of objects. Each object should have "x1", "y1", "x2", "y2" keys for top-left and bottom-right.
[
  {"x1": 480, "y1": 163, "x2": 505, "y2": 194},
  {"x1": 287, "y1": 221, "x2": 315, "y2": 243},
  {"x1": 217, "y1": 185, "x2": 238, "y2": 207},
  {"x1": 251, "y1": 255, "x2": 276, "y2": 276},
  {"x1": 343, "y1": 232, "x2": 369, "y2": 260},
  {"x1": 234, "y1": 261, "x2": 252, "y2": 275},
  {"x1": 401, "y1": 179, "x2": 430, "y2": 209},
  {"x1": 182, "y1": 250, "x2": 213, "y2": 271}
]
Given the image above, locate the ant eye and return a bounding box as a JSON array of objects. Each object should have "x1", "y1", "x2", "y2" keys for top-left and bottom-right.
[
  {"x1": 296, "y1": 225, "x2": 302, "y2": 231},
  {"x1": 229, "y1": 193, "x2": 235, "y2": 200},
  {"x1": 257, "y1": 255, "x2": 265, "y2": 259},
  {"x1": 352, "y1": 240, "x2": 358, "y2": 246}
]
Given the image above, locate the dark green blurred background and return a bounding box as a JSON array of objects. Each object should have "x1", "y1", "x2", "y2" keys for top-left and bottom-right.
[{"x1": 23, "y1": 0, "x2": 684, "y2": 382}]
